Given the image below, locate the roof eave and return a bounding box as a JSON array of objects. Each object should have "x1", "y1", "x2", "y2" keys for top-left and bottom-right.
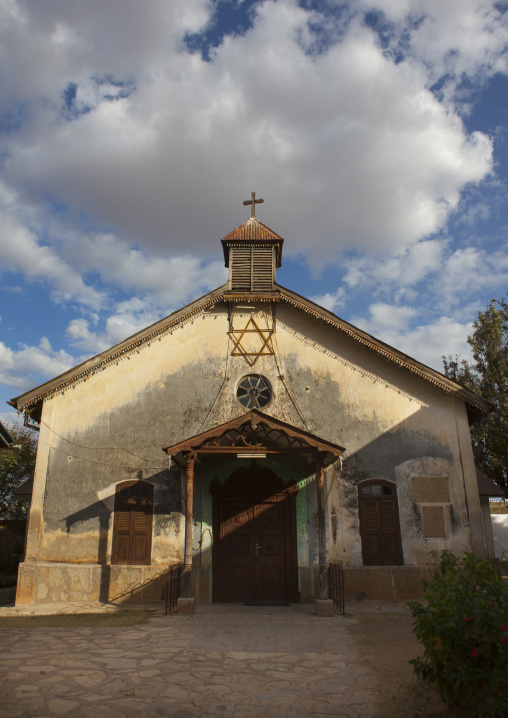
[
  {"x1": 11, "y1": 283, "x2": 229, "y2": 412},
  {"x1": 276, "y1": 283, "x2": 494, "y2": 418}
]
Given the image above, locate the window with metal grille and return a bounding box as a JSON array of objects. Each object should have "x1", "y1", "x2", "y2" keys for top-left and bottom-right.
[{"x1": 236, "y1": 374, "x2": 272, "y2": 409}]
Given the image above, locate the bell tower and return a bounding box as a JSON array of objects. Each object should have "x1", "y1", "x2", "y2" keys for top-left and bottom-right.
[{"x1": 221, "y1": 193, "x2": 284, "y2": 293}]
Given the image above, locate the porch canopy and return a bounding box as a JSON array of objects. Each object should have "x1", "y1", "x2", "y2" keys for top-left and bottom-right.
[
  {"x1": 162, "y1": 409, "x2": 344, "y2": 470},
  {"x1": 163, "y1": 410, "x2": 344, "y2": 602}
]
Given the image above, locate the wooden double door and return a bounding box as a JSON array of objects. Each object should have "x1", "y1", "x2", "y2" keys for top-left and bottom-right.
[{"x1": 211, "y1": 467, "x2": 298, "y2": 603}]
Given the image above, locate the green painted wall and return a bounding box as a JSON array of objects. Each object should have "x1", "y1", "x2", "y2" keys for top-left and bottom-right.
[{"x1": 192, "y1": 458, "x2": 313, "y2": 599}]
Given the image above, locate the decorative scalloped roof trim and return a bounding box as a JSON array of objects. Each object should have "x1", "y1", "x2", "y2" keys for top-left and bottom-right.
[
  {"x1": 16, "y1": 286, "x2": 488, "y2": 415},
  {"x1": 17, "y1": 293, "x2": 228, "y2": 411},
  {"x1": 280, "y1": 292, "x2": 487, "y2": 412}
]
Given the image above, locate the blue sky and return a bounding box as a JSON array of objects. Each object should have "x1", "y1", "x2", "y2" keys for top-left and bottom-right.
[{"x1": 1, "y1": 0, "x2": 508, "y2": 424}]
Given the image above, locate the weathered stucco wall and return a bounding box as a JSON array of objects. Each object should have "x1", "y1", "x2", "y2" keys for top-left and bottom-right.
[{"x1": 19, "y1": 297, "x2": 482, "y2": 604}]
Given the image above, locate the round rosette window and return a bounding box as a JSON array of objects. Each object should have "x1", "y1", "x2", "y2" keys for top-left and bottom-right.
[{"x1": 236, "y1": 374, "x2": 272, "y2": 410}]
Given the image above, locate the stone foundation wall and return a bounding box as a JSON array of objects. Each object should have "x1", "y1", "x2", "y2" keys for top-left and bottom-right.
[
  {"x1": 16, "y1": 562, "x2": 432, "y2": 605},
  {"x1": 343, "y1": 566, "x2": 433, "y2": 602},
  {"x1": 15, "y1": 562, "x2": 174, "y2": 606}
]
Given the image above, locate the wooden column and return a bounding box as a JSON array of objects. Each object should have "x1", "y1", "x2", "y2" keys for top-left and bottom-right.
[
  {"x1": 316, "y1": 457, "x2": 328, "y2": 600},
  {"x1": 182, "y1": 453, "x2": 195, "y2": 598}
]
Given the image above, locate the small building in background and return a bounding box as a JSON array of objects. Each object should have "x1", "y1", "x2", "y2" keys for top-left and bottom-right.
[
  {"x1": 476, "y1": 468, "x2": 507, "y2": 559},
  {"x1": 0, "y1": 421, "x2": 14, "y2": 450}
]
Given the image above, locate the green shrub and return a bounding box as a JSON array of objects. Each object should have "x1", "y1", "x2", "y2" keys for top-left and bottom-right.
[{"x1": 408, "y1": 550, "x2": 508, "y2": 718}]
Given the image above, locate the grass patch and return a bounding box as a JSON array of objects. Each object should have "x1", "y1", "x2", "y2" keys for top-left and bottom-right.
[{"x1": 0, "y1": 610, "x2": 152, "y2": 629}]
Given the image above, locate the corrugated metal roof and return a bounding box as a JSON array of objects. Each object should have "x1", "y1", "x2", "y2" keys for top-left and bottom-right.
[
  {"x1": 221, "y1": 217, "x2": 284, "y2": 242},
  {"x1": 14, "y1": 476, "x2": 33, "y2": 498},
  {"x1": 476, "y1": 467, "x2": 506, "y2": 497},
  {"x1": 0, "y1": 421, "x2": 13, "y2": 450}
]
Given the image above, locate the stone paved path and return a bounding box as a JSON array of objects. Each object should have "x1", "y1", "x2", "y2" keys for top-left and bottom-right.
[{"x1": 0, "y1": 603, "x2": 397, "y2": 717}]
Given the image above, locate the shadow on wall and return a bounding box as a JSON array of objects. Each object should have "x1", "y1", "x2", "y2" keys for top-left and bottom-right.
[
  {"x1": 57, "y1": 398, "x2": 465, "y2": 605},
  {"x1": 64, "y1": 469, "x2": 180, "y2": 603}
]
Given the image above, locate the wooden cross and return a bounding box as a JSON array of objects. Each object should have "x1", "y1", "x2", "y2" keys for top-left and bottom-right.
[{"x1": 243, "y1": 191, "x2": 264, "y2": 218}]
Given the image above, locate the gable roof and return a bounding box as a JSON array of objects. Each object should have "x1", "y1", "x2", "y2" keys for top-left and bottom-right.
[
  {"x1": 476, "y1": 467, "x2": 506, "y2": 498},
  {"x1": 221, "y1": 217, "x2": 284, "y2": 268},
  {"x1": 10, "y1": 282, "x2": 493, "y2": 421},
  {"x1": 221, "y1": 216, "x2": 284, "y2": 243},
  {"x1": 0, "y1": 421, "x2": 14, "y2": 450}
]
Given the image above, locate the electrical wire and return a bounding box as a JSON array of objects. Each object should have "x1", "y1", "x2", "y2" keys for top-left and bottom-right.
[
  {"x1": 40, "y1": 418, "x2": 163, "y2": 464},
  {"x1": 38, "y1": 437, "x2": 167, "y2": 471},
  {"x1": 268, "y1": 303, "x2": 314, "y2": 433},
  {"x1": 196, "y1": 313, "x2": 233, "y2": 435}
]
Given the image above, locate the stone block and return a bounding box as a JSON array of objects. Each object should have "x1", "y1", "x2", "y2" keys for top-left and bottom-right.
[
  {"x1": 194, "y1": 568, "x2": 211, "y2": 602},
  {"x1": 343, "y1": 567, "x2": 394, "y2": 601},
  {"x1": 141, "y1": 572, "x2": 166, "y2": 602},
  {"x1": 108, "y1": 565, "x2": 143, "y2": 603},
  {"x1": 315, "y1": 599, "x2": 334, "y2": 617},
  {"x1": 15, "y1": 564, "x2": 35, "y2": 605},
  {"x1": 177, "y1": 597, "x2": 196, "y2": 615},
  {"x1": 299, "y1": 567, "x2": 313, "y2": 601},
  {"x1": 393, "y1": 566, "x2": 433, "y2": 601},
  {"x1": 35, "y1": 564, "x2": 91, "y2": 603}
]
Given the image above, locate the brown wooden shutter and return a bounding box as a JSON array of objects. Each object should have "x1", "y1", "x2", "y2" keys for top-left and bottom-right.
[
  {"x1": 112, "y1": 482, "x2": 153, "y2": 565},
  {"x1": 252, "y1": 246, "x2": 274, "y2": 291},
  {"x1": 230, "y1": 245, "x2": 275, "y2": 291},
  {"x1": 231, "y1": 246, "x2": 252, "y2": 290},
  {"x1": 359, "y1": 484, "x2": 403, "y2": 566}
]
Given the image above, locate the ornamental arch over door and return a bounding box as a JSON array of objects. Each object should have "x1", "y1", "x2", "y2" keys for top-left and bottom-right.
[
  {"x1": 111, "y1": 481, "x2": 153, "y2": 565},
  {"x1": 358, "y1": 479, "x2": 403, "y2": 566}
]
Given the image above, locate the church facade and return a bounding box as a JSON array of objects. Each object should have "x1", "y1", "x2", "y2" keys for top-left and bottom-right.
[{"x1": 11, "y1": 201, "x2": 492, "y2": 607}]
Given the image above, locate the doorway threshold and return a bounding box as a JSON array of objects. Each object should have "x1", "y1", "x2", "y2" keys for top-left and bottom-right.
[{"x1": 244, "y1": 601, "x2": 290, "y2": 606}]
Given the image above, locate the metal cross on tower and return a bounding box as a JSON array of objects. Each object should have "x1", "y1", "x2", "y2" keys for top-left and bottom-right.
[{"x1": 243, "y1": 191, "x2": 264, "y2": 218}]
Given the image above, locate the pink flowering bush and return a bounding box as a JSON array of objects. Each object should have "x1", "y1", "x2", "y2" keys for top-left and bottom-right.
[{"x1": 409, "y1": 550, "x2": 508, "y2": 717}]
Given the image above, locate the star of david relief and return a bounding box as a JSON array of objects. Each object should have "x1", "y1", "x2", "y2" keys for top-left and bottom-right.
[{"x1": 229, "y1": 317, "x2": 275, "y2": 366}]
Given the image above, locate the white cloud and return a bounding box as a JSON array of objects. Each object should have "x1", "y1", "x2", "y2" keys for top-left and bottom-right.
[
  {"x1": 353, "y1": 307, "x2": 473, "y2": 370},
  {"x1": 0, "y1": 338, "x2": 76, "y2": 391},
  {"x1": 352, "y1": 302, "x2": 420, "y2": 334},
  {"x1": 0, "y1": 194, "x2": 106, "y2": 309},
  {"x1": 65, "y1": 307, "x2": 161, "y2": 355},
  {"x1": 435, "y1": 247, "x2": 508, "y2": 305},
  {"x1": 63, "y1": 233, "x2": 228, "y2": 309},
  {"x1": 0, "y1": 0, "x2": 497, "y2": 269},
  {"x1": 0, "y1": 411, "x2": 22, "y2": 426},
  {"x1": 310, "y1": 287, "x2": 346, "y2": 313},
  {"x1": 344, "y1": 239, "x2": 447, "y2": 290}
]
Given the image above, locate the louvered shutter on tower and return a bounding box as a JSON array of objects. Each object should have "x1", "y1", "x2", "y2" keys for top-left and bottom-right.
[{"x1": 230, "y1": 245, "x2": 274, "y2": 291}]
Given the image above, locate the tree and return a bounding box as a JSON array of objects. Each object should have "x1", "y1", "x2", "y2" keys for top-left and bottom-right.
[
  {"x1": 443, "y1": 295, "x2": 508, "y2": 490},
  {"x1": 0, "y1": 423, "x2": 38, "y2": 519}
]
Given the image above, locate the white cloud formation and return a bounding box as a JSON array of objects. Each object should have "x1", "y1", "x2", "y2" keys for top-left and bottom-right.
[
  {"x1": 0, "y1": 190, "x2": 106, "y2": 309},
  {"x1": 0, "y1": 0, "x2": 499, "y2": 268},
  {"x1": 352, "y1": 307, "x2": 474, "y2": 369},
  {"x1": 310, "y1": 287, "x2": 346, "y2": 313},
  {"x1": 62, "y1": 233, "x2": 228, "y2": 309},
  {"x1": 352, "y1": 302, "x2": 420, "y2": 333},
  {"x1": 65, "y1": 306, "x2": 162, "y2": 355},
  {"x1": 344, "y1": 238, "x2": 447, "y2": 290},
  {"x1": 0, "y1": 337, "x2": 76, "y2": 391},
  {"x1": 435, "y1": 247, "x2": 508, "y2": 305},
  {"x1": 372, "y1": 0, "x2": 508, "y2": 87}
]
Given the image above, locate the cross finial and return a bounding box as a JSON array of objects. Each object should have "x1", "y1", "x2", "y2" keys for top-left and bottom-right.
[{"x1": 243, "y1": 191, "x2": 264, "y2": 218}]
